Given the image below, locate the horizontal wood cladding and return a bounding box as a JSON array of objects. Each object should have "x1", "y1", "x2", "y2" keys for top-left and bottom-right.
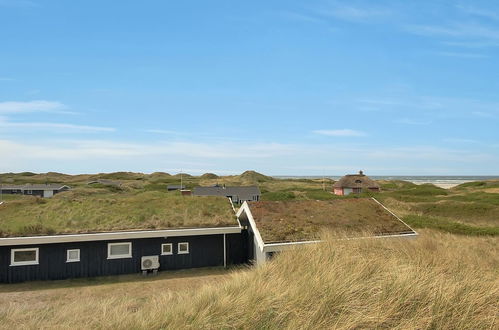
[{"x1": 0, "y1": 233, "x2": 248, "y2": 283}]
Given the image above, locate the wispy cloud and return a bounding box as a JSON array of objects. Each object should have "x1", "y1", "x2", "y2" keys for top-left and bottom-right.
[
  {"x1": 144, "y1": 129, "x2": 181, "y2": 135},
  {"x1": 433, "y1": 51, "x2": 489, "y2": 58},
  {"x1": 0, "y1": 120, "x2": 115, "y2": 132},
  {"x1": 280, "y1": 12, "x2": 325, "y2": 24},
  {"x1": 395, "y1": 118, "x2": 432, "y2": 125},
  {"x1": 0, "y1": 100, "x2": 73, "y2": 114},
  {"x1": 313, "y1": 129, "x2": 367, "y2": 137},
  {"x1": 406, "y1": 23, "x2": 499, "y2": 42},
  {"x1": 442, "y1": 40, "x2": 499, "y2": 48},
  {"x1": 317, "y1": 3, "x2": 391, "y2": 22},
  {"x1": 443, "y1": 138, "x2": 479, "y2": 144},
  {"x1": 457, "y1": 5, "x2": 499, "y2": 21},
  {"x1": 1, "y1": 139, "x2": 497, "y2": 175}
]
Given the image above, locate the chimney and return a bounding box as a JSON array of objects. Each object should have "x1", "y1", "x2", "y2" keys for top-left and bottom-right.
[{"x1": 359, "y1": 170, "x2": 364, "y2": 175}]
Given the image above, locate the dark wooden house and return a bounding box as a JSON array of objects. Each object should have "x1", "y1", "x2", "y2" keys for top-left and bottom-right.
[
  {"x1": 193, "y1": 185, "x2": 261, "y2": 204},
  {"x1": 0, "y1": 184, "x2": 70, "y2": 198}
]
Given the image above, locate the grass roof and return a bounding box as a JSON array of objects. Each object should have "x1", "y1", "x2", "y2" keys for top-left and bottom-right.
[
  {"x1": 248, "y1": 198, "x2": 414, "y2": 243},
  {"x1": 0, "y1": 190, "x2": 236, "y2": 237}
]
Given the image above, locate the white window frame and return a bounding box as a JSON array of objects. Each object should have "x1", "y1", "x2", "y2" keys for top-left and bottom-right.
[
  {"x1": 10, "y1": 247, "x2": 39, "y2": 266},
  {"x1": 178, "y1": 242, "x2": 189, "y2": 254},
  {"x1": 107, "y1": 242, "x2": 132, "y2": 259},
  {"x1": 66, "y1": 249, "x2": 80, "y2": 263},
  {"x1": 161, "y1": 243, "x2": 173, "y2": 255}
]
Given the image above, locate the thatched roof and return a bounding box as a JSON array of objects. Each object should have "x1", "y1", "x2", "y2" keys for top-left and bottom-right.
[{"x1": 333, "y1": 171, "x2": 380, "y2": 189}]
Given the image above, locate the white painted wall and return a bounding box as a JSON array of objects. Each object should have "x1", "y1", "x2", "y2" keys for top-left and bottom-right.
[
  {"x1": 43, "y1": 190, "x2": 54, "y2": 198},
  {"x1": 343, "y1": 188, "x2": 353, "y2": 195}
]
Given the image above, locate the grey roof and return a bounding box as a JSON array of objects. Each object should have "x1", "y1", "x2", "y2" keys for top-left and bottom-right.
[
  {"x1": 193, "y1": 186, "x2": 261, "y2": 200},
  {"x1": 167, "y1": 185, "x2": 186, "y2": 189},
  {"x1": 0, "y1": 184, "x2": 70, "y2": 191},
  {"x1": 87, "y1": 179, "x2": 121, "y2": 186}
]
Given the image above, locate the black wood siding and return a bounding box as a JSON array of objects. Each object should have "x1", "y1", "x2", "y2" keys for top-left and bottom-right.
[{"x1": 0, "y1": 233, "x2": 248, "y2": 283}]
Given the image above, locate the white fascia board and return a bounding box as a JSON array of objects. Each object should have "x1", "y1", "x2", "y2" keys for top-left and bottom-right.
[
  {"x1": 239, "y1": 202, "x2": 266, "y2": 252},
  {"x1": 262, "y1": 232, "x2": 418, "y2": 254},
  {"x1": 0, "y1": 226, "x2": 242, "y2": 246}
]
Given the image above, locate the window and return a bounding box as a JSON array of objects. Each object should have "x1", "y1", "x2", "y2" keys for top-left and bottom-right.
[
  {"x1": 66, "y1": 249, "x2": 80, "y2": 262},
  {"x1": 178, "y1": 242, "x2": 189, "y2": 254},
  {"x1": 107, "y1": 242, "x2": 132, "y2": 259},
  {"x1": 161, "y1": 243, "x2": 173, "y2": 255},
  {"x1": 26, "y1": 190, "x2": 32, "y2": 195},
  {"x1": 10, "y1": 248, "x2": 39, "y2": 266}
]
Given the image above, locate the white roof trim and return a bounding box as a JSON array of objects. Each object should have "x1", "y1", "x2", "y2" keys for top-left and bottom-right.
[
  {"x1": 0, "y1": 226, "x2": 242, "y2": 246},
  {"x1": 240, "y1": 199, "x2": 418, "y2": 254},
  {"x1": 371, "y1": 197, "x2": 418, "y2": 235},
  {"x1": 262, "y1": 232, "x2": 418, "y2": 253},
  {"x1": 238, "y1": 201, "x2": 266, "y2": 252}
]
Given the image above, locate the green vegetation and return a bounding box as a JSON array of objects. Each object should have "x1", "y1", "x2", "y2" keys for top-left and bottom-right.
[
  {"x1": 0, "y1": 190, "x2": 235, "y2": 237},
  {"x1": 1, "y1": 170, "x2": 498, "y2": 237},
  {"x1": 404, "y1": 215, "x2": 499, "y2": 236},
  {"x1": 1, "y1": 230, "x2": 496, "y2": 329},
  {"x1": 251, "y1": 199, "x2": 412, "y2": 243}
]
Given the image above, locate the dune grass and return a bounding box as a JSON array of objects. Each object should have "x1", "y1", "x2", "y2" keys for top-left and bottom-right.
[
  {"x1": 0, "y1": 230, "x2": 496, "y2": 329},
  {"x1": 404, "y1": 215, "x2": 499, "y2": 236},
  {"x1": 0, "y1": 190, "x2": 235, "y2": 237}
]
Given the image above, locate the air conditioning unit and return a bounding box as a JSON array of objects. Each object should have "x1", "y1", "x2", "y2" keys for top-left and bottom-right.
[{"x1": 141, "y1": 255, "x2": 160, "y2": 271}]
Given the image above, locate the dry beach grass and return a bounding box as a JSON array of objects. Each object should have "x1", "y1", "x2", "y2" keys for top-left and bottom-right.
[{"x1": 0, "y1": 229, "x2": 497, "y2": 329}]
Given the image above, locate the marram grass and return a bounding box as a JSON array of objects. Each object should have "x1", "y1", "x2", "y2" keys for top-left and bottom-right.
[{"x1": 0, "y1": 230, "x2": 497, "y2": 329}]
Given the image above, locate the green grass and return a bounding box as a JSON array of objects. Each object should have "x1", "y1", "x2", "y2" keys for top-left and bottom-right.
[
  {"x1": 404, "y1": 215, "x2": 499, "y2": 236},
  {"x1": 261, "y1": 191, "x2": 296, "y2": 201},
  {"x1": 0, "y1": 189, "x2": 236, "y2": 237}
]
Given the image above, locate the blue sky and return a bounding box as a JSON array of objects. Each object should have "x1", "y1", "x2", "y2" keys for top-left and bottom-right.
[{"x1": 1, "y1": 0, "x2": 499, "y2": 175}]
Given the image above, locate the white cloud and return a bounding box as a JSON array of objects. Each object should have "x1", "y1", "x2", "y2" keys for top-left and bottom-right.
[
  {"x1": 433, "y1": 51, "x2": 488, "y2": 58},
  {"x1": 0, "y1": 100, "x2": 69, "y2": 114},
  {"x1": 144, "y1": 129, "x2": 180, "y2": 135},
  {"x1": 443, "y1": 138, "x2": 479, "y2": 144},
  {"x1": 457, "y1": 5, "x2": 499, "y2": 21},
  {"x1": 395, "y1": 118, "x2": 432, "y2": 125},
  {"x1": 313, "y1": 129, "x2": 367, "y2": 137},
  {"x1": 317, "y1": 4, "x2": 391, "y2": 22},
  {"x1": 280, "y1": 12, "x2": 325, "y2": 24},
  {"x1": 1, "y1": 139, "x2": 497, "y2": 175},
  {"x1": 406, "y1": 23, "x2": 499, "y2": 42},
  {"x1": 0, "y1": 120, "x2": 115, "y2": 132}
]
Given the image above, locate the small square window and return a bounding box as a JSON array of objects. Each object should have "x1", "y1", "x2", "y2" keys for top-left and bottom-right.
[
  {"x1": 66, "y1": 249, "x2": 80, "y2": 262},
  {"x1": 178, "y1": 242, "x2": 189, "y2": 254},
  {"x1": 10, "y1": 248, "x2": 39, "y2": 266},
  {"x1": 161, "y1": 243, "x2": 173, "y2": 255},
  {"x1": 107, "y1": 242, "x2": 132, "y2": 259}
]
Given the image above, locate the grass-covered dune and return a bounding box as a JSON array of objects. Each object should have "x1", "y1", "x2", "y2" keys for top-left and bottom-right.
[
  {"x1": 1, "y1": 170, "x2": 498, "y2": 237},
  {"x1": 0, "y1": 190, "x2": 235, "y2": 237},
  {"x1": 1, "y1": 230, "x2": 496, "y2": 329}
]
